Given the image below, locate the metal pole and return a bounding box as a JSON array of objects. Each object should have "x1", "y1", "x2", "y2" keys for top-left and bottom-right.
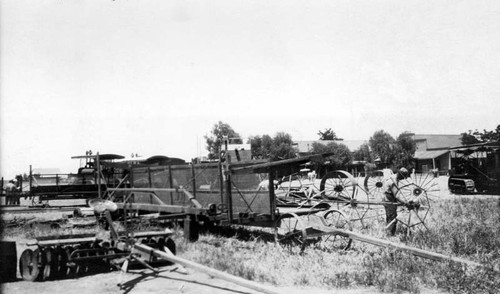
[
  {"x1": 224, "y1": 136, "x2": 233, "y2": 223},
  {"x1": 218, "y1": 159, "x2": 224, "y2": 206},
  {"x1": 147, "y1": 167, "x2": 152, "y2": 188},
  {"x1": 97, "y1": 153, "x2": 101, "y2": 198},
  {"x1": 168, "y1": 165, "x2": 174, "y2": 205},
  {"x1": 191, "y1": 163, "x2": 196, "y2": 198},
  {"x1": 29, "y1": 165, "x2": 32, "y2": 191},
  {"x1": 268, "y1": 170, "x2": 276, "y2": 221}
]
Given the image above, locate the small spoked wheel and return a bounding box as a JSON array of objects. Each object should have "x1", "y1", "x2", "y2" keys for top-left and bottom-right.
[
  {"x1": 363, "y1": 170, "x2": 387, "y2": 201},
  {"x1": 274, "y1": 213, "x2": 308, "y2": 252},
  {"x1": 321, "y1": 209, "x2": 352, "y2": 250}
]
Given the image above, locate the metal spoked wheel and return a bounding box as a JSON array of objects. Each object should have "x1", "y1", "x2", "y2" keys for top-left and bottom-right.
[
  {"x1": 363, "y1": 170, "x2": 388, "y2": 201},
  {"x1": 20, "y1": 249, "x2": 40, "y2": 281},
  {"x1": 274, "y1": 212, "x2": 309, "y2": 252},
  {"x1": 321, "y1": 209, "x2": 352, "y2": 250},
  {"x1": 395, "y1": 172, "x2": 438, "y2": 231},
  {"x1": 320, "y1": 171, "x2": 357, "y2": 202},
  {"x1": 395, "y1": 184, "x2": 431, "y2": 230}
]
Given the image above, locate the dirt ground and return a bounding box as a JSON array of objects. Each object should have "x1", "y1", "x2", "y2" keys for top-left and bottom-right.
[{"x1": 0, "y1": 266, "x2": 389, "y2": 294}]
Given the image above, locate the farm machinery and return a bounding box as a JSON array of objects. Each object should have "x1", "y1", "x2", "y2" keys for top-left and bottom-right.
[
  {"x1": 18, "y1": 199, "x2": 176, "y2": 282},
  {"x1": 15, "y1": 141, "x2": 496, "y2": 289},
  {"x1": 448, "y1": 142, "x2": 500, "y2": 194},
  {"x1": 15, "y1": 152, "x2": 187, "y2": 207},
  {"x1": 272, "y1": 168, "x2": 439, "y2": 251}
]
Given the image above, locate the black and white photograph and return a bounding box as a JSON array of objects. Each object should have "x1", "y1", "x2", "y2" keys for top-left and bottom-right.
[{"x1": 1, "y1": 1, "x2": 499, "y2": 293}]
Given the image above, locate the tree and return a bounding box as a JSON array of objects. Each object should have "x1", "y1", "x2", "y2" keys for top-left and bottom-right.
[
  {"x1": 249, "y1": 132, "x2": 296, "y2": 161},
  {"x1": 317, "y1": 128, "x2": 342, "y2": 140},
  {"x1": 369, "y1": 130, "x2": 396, "y2": 168},
  {"x1": 269, "y1": 132, "x2": 296, "y2": 161},
  {"x1": 353, "y1": 142, "x2": 372, "y2": 162},
  {"x1": 249, "y1": 135, "x2": 273, "y2": 159},
  {"x1": 460, "y1": 125, "x2": 500, "y2": 145},
  {"x1": 311, "y1": 141, "x2": 352, "y2": 168},
  {"x1": 460, "y1": 130, "x2": 481, "y2": 145},
  {"x1": 479, "y1": 124, "x2": 500, "y2": 142},
  {"x1": 205, "y1": 121, "x2": 242, "y2": 160},
  {"x1": 394, "y1": 131, "x2": 416, "y2": 168}
]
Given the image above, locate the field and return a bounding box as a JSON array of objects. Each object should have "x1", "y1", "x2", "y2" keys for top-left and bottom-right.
[{"x1": 1, "y1": 176, "x2": 500, "y2": 294}]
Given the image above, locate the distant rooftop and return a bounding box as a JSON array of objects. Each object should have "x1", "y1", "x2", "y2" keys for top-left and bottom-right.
[{"x1": 413, "y1": 134, "x2": 461, "y2": 150}]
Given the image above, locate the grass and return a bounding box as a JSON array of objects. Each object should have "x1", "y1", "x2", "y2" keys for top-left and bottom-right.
[
  {"x1": 2, "y1": 196, "x2": 500, "y2": 293},
  {"x1": 175, "y1": 197, "x2": 500, "y2": 294}
]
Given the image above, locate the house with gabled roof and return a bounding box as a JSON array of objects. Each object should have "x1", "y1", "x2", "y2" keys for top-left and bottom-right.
[{"x1": 412, "y1": 134, "x2": 462, "y2": 173}]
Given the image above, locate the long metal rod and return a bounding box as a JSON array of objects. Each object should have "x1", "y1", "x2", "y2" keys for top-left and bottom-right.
[
  {"x1": 315, "y1": 226, "x2": 491, "y2": 270},
  {"x1": 133, "y1": 243, "x2": 282, "y2": 294}
]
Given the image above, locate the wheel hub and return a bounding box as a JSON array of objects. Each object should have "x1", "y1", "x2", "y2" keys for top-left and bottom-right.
[{"x1": 334, "y1": 185, "x2": 344, "y2": 192}]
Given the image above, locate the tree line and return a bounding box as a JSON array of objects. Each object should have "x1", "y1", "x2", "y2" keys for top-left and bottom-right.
[
  {"x1": 204, "y1": 121, "x2": 500, "y2": 170},
  {"x1": 203, "y1": 121, "x2": 416, "y2": 170}
]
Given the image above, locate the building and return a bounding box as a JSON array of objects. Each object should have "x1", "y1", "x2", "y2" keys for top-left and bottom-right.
[{"x1": 412, "y1": 134, "x2": 462, "y2": 173}]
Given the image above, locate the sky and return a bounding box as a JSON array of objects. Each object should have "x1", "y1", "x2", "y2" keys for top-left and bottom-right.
[{"x1": 1, "y1": 0, "x2": 500, "y2": 179}]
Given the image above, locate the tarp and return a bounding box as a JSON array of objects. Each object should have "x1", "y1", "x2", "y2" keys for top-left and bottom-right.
[{"x1": 414, "y1": 150, "x2": 449, "y2": 160}]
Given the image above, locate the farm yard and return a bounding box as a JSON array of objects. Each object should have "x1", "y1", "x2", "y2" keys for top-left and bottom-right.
[
  {"x1": 1, "y1": 175, "x2": 500, "y2": 294},
  {"x1": 3, "y1": 0, "x2": 500, "y2": 293}
]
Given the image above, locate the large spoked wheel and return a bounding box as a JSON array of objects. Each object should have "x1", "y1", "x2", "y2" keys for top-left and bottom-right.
[
  {"x1": 320, "y1": 171, "x2": 357, "y2": 201},
  {"x1": 20, "y1": 249, "x2": 40, "y2": 281},
  {"x1": 321, "y1": 209, "x2": 352, "y2": 250},
  {"x1": 395, "y1": 172, "x2": 439, "y2": 231},
  {"x1": 274, "y1": 212, "x2": 308, "y2": 252}
]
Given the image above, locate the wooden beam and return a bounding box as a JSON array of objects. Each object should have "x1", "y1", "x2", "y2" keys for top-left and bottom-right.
[
  {"x1": 133, "y1": 243, "x2": 283, "y2": 294},
  {"x1": 230, "y1": 152, "x2": 334, "y2": 174}
]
